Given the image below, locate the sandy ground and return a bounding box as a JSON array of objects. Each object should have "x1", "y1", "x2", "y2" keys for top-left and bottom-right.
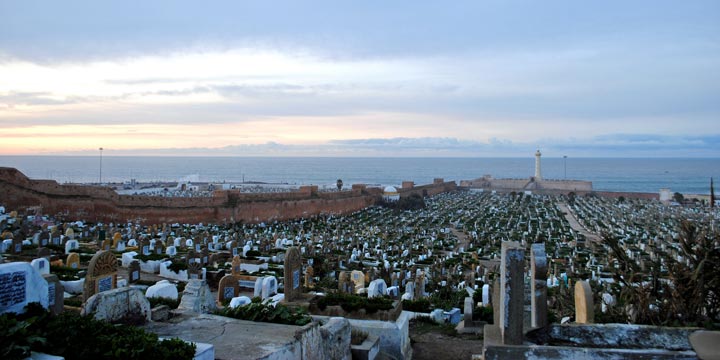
[{"x1": 410, "y1": 321, "x2": 484, "y2": 360}]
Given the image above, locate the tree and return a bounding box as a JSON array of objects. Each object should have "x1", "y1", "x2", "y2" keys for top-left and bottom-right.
[
  {"x1": 673, "y1": 192, "x2": 684, "y2": 203},
  {"x1": 336, "y1": 179, "x2": 343, "y2": 191}
]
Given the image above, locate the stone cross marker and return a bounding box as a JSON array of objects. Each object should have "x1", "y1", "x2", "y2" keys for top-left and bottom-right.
[
  {"x1": 530, "y1": 243, "x2": 548, "y2": 328},
  {"x1": 499, "y1": 241, "x2": 524, "y2": 345},
  {"x1": 283, "y1": 247, "x2": 302, "y2": 302},
  {"x1": 83, "y1": 251, "x2": 118, "y2": 301},
  {"x1": 574, "y1": 280, "x2": 594, "y2": 324}
]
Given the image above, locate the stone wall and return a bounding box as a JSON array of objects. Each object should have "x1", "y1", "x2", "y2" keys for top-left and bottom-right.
[
  {"x1": 460, "y1": 176, "x2": 592, "y2": 194},
  {"x1": 0, "y1": 167, "x2": 455, "y2": 225}
]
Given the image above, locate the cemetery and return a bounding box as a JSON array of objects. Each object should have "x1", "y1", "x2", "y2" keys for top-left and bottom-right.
[{"x1": 1, "y1": 183, "x2": 719, "y2": 359}]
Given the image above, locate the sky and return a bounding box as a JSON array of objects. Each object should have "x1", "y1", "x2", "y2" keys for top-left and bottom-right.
[{"x1": 1, "y1": 1, "x2": 719, "y2": 157}]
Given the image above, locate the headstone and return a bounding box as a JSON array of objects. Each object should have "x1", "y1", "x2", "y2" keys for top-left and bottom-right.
[
  {"x1": 128, "y1": 260, "x2": 141, "y2": 284},
  {"x1": 574, "y1": 280, "x2": 594, "y2": 324},
  {"x1": 83, "y1": 251, "x2": 118, "y2": 300},
  {"x1": 350, "y1": 270, "x2": 365, "y2": 291},
  {"x1": 31, "y1": 258, "x2": 50, "y2": 275},
  {"x1": 11, "y1": 237, "x2": 22, "y2": 254},
  {"x1": 218, "y1": 275, "x2": 240, "y2": 303},
  {"x1": 464, "y1": 297, "x2": 474, "y2": 327},
  {"x1": 65, "y1": 240, "x2": 79, "y2": 254},
  {"x1": 304, "y1": 265, "x2": 314, "y2": 288},
  {"x1": 338, "y1": 271, "x2": 354, "y2": 294},
  {"x1": 261, "y1": 276, "x2": 278, "y2": 299},
  {"x1": 66, "y1": 252, "x2": 80, "y2": 269},
  {"x1": 367, "y1": 279, "x2": 387, "y2": 298},
  {"x1": 187, "y1": 260, "x2": 203, "y2": 280},
  {"x1": 112, "y1": 232, "x2": 122, "y2": 249},
  {"x1": 178, "y1": 279, "x2": 216, "y2": 314},
  {"x1": 530, "y1": 243, "x2": 548, "y2": 328},
  {"x1": 231, "y1": 256, "x2": 242, "y2": 277},
  {"x1": 499, "y1": 241, "x2": 524, "y2": 345},
  {"x1": 283, "y1": 247, "x2": 302, "y2": 302},
  {"x1": 101, "y1": 239, "x2": 111, "y2": 251},
  {"x1": 166, "y1": 246, "x2": 177, "y2": 256},
  {"x1": 482, "y1": 283, "x2": 490, "y2": 307},
  {"x1": 0, "y1": 262, "x2": 49, "y2": 314},
  {"x1": 43, "y1": 274, "x2": 64, "y2": 315}
]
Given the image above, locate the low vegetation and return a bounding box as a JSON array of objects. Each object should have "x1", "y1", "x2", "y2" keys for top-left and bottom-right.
[{"x1": 215, "y1": 297, "x2": 312, "y2": 326}]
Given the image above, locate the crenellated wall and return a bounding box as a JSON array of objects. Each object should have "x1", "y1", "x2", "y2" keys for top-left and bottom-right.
[{"x1": 0, "y1": 167, "x2": 455, "y2": 224}]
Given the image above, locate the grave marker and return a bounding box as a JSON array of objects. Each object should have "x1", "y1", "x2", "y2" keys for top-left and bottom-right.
[
  {"x1": 574, "y1": 280, "x2": 594, "y2": 324},
  {"x1": 499, "y1": 241, "x2": 524, "y2": 345},
  {"x1": 83, "y1": 251, "x2": 118, "y2": 300},
  {"x1": 283, "y1": 247, "x2": 302, "y2": 302},
  {"x1": 128, "y1": 260, "x2": 141, "y2": 284},
  {"x1": 530, "y1": 243, "x2": 548, "y2": 328}
]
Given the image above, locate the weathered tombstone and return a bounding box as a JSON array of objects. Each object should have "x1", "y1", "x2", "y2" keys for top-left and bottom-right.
[
  {"x1": 350, "y1": 270, "x2": 365, "y2": 291},
  {"x1": 66, "y1": 252, "x2": 80, "y2": 269},
  {"x1": 187, "y1": 261, "x2": 203, "y2": 280},
  {"x1": 304, "y1": 265, "x2": 314, "y2": 288},
  {"x1": 83, "y1": 251, "x2": 118, "y2": 300},
  {"x1": 283, "y1": 247, "x2": 302, "y2": 302},
  {"x1": 574, "y1": 280, "x2": 594, "y2": 324},
  {"x1": 166, "y1": 246, "x2": 177, "y2": 256},
  {"x1": 367, "y1": 279, "x2": 387, "y2": 298},
  {"x1": 11, "y1": 237, "x2": 22, "y2": 254},
  {"x1": 140, "y1": 239, "x2": 150, "y2": 256},
  {"x1": 482, "y1": 283, "x2": 490, "y2": 307},
  {"x1": 218, "y1": 275, "x2": 239, "y2": 304},
  {"x1": 530, "y1": 243, "x2": 548, "y2": 328},
  {"x1": 128, "y1": 260, "x2": 141, "y2": 284},
  {"x1": 0, "y1": 262, "x2": 49, "y2": 314},
  {"x1": 261, "y1": 276, "x2": 278, "y2": 299},
  {"x1": 43, "y1": 274, "x2": 64, "y2": 315},
  {"x1": 178, "y1": 279, "x2": 216, "y2": 314},
  {"x1": 231, "y1": 256, "x2": 241, "y2": 276},
  {"x1": 464, "y1": 297, "x2": 474, "y2": 328},
  {"x1": 154, "y1": 240, "x2": 165, "y2": 255},
  {"x1": 338, "y1": 271, "x2": 353, "y2": 294},
  {"x1": 499, "y1": 241, "x2": 524, "y2": 345},
  {"x1": 100, "y1": 239, "x2": 111, "y2": 251},
  {"x1": 65, "y1": 240, "x2": 79, "y2": 254},
  {"x1": 31, "y1": 258, "x2": 50, "y2": 275},
  {"x1": 112, "y1": 232, "x2": 122, "y2": 249}
]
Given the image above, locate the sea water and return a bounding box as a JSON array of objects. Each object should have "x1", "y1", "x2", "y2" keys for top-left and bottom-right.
[{"x1": 1, "y1": 156, "x2": 718, "y2": 194}]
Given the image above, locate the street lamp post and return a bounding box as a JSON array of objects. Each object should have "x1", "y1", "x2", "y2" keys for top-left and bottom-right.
[
  {"x1": 563, "y1": 155, "x2": 568, "y2": 179},
  {"x1": 99, "y1": 147, "x2": 104, "y2": 184}
]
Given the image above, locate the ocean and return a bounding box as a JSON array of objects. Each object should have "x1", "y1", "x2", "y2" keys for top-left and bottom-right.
[{"x1": 1, "y1": 156, "x2": 718, "y2": 195}]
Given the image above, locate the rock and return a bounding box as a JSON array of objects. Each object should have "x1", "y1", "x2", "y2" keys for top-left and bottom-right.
[
  {"x1": 178, "y1": 280, "x2": 216, "y2": 314},
  {"x1": 689, "y1": 330, "x2": 720, "y2": 360},
  {"x1": 81, "y1": 287, "x2": 151, "y2": 323},
  {"x1": 229, "y1": 296, "x2": 251, "y2": 308}
]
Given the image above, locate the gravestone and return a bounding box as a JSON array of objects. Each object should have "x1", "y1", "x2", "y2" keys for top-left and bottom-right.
[
  {"x1": 574, "y1": 280, "x2": 594, "y2": 324},
  {"x1": 11, "y1": 237, "x2": 22, "y2": 254},
  {"x1": 338, "y1": 271, "x2": 354, "y2": 294},
  {"x1": 218, "y1": 275, "x2": 240, "y2": 304},
  {"x1": 530, "y1": 243, "x2": 548, "y2": 328},
  {"x1": 464, "y1": 297, "x2": 474, "y2": 328},
  {"x1": 482, "y1": 283, "x2": 490, "y2": 307},
  {"x1": 304, "y1": 265, "x2": 314, "y2": 288},
  {"x1": 178, "y1": 279, "x2": 216, "y2": 314},
  {"x1": 283, "y1": 247, "x2": 302, "y2": 302},
  {"x1": 350, "y1": 270, "x2": 365, "y2": 291},
  {"x1": 31, "y1": 258, "x2": 50, "y2": 275},
  {"x1": 231, "y1": 256, "x2": 241, "y2": 276},
  {"x1": 154, "y1": 240, "x2": 165, "y2": 255},
  {"x1": 140, "y1": 239, "x2": 150, "y2": 256},
  {"x1": 367, "y1": 279, "x2": 387, "y2": 298},
  {"x1": 499, "y1": 241, "x2": 524, "y2": 345},
  {"x1": 100, "y1": 239, "x2": 111, "y2": 251},
  {"x1": 66, "y1": 253, "x2": 80, "y2": 269},
  {"x1": 83, "y1": 251, "x2": 118, "y2": 301},
  {"x1": 65, "y1": 240, "x2": 79, "y2": 254},
  {"x1": 112, "y1": 232, "x2": 122, "y2": 249},
  {"x1": 43, "y1": 274, "x2": 64, "y2": 315},
  {"x1": 187, "y1": 260, "x2": 203, "y2": 280},
  {"x1": 0, "y1": 262, "x2": 49, "y2": 314},
  {"x1": 128, "y1": 260, "x2": 141, "y2": 284},
  {"x1": 261, "y1": 276, "x2": 278, "y2": 299}
]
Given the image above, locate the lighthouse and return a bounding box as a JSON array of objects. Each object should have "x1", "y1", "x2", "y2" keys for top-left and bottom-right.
[{"x1": 535, "y1": 150, "x2": 542, "y2": 180}]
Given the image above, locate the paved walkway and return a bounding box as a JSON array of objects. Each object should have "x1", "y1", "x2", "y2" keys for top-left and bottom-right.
[{"x1": 556, "y1": 202, "x2": 602, "y2": 244}]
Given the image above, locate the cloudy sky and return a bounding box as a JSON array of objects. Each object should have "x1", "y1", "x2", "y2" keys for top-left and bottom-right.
[{"x1": 1, "y1": 1, "x2": 718, "y2": 157}]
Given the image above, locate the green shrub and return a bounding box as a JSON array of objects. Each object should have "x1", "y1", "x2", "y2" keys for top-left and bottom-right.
[
  {"x1": 135, "y1": 253, "x2": 167, "y2": 262},
  {"x1": 0, "y1": 304, "x2": 196, "y2": 360},
  {"x1": 167, "y1": 261, "x2": 187, "y2": 273},
  {"x1": 148, "y1": 297, "x2": 180, "y2": 310},
  {"x1": 402, "y1": 298, "x2": 432, "y2": 313},
  {"x1": 317, "y1": 293, "x2": 393, "y2": 314},
  {"x1": 215, "y1": 297, "x2": 312, "y2": 326}
]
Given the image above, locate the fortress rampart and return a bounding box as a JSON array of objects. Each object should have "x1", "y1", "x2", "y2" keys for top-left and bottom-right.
[
  {"x1": 460, "y1": 175, "x2": 593, "y2": 194},
  {"x1": 0, "y1": 168, "x2": 456, "y2": 224}
]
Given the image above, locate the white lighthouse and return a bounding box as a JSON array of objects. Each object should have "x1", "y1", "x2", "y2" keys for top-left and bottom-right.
[{"x1": 534, "y1": 150, "x2": 542, "y2": 180}]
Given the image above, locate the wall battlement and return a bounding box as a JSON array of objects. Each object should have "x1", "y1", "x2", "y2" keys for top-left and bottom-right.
[
  {"x1": 460, "y1": 175, "x2": 592, "y2": 194},
  {"x1": 0, "y1": 167, "x2": 454, "y2": 224}
]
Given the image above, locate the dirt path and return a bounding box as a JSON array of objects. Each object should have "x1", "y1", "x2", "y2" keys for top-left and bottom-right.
[
  {"x1": 410, "y1": 323, "x2": 483, "y2": 360},
  {"x1": 557, "y1": 202, "x2": 602, "y2": 244}
]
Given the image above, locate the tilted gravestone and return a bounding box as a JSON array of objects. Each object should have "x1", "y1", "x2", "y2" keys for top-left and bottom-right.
[
  {"x1": 283, "y1": 247, "x2": 302, "y2": 302},
  {"x1": 83, "y1": 251, "x2": 118, "y2": 301}
]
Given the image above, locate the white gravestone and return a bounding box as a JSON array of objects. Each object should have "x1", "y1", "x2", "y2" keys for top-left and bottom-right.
[{"x1": 0, "y1": 262, "x2": 49, "y2": 314}]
